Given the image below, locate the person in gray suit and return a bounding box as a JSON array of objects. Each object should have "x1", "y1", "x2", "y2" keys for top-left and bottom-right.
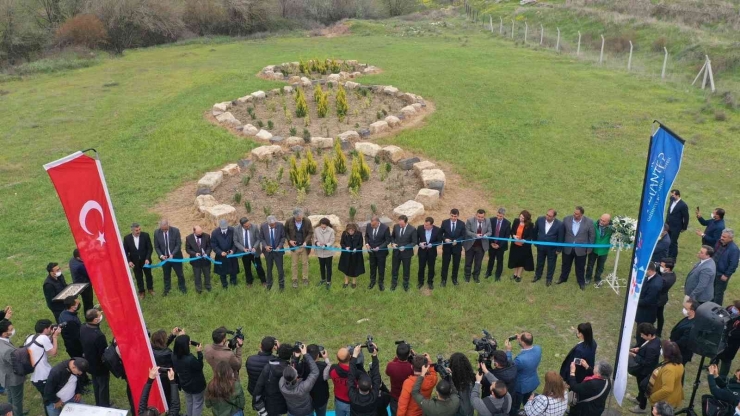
[
  {"x1": 153, "y1": 219, "x2": 186, "y2": 295},
  {"x1": 683, "y1": 245, "x2": 716, "y2": 304},
  {"x1": 557, "y1": 206, "x2": 595, "y2": 291},
  {"x1": 0, "y1": 319, "x2": 25, "y2": 416},
  {"x1": 234, "y1": 217, "x2": 266, "y2": 287},
  {"x1": 260, "y1": 216, "x2": 286, "y2": 291},
  {"x1": 391, "y1": 215, "x2": 417, "y2": 291},
  {"x1": 463, "y1": 209, "x2": 492, "y2": 283}
]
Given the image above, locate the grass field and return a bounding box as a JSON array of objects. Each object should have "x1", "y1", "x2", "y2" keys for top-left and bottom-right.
[{"x1": 1, "y1": 13, "x2": 739, "y2": 415}]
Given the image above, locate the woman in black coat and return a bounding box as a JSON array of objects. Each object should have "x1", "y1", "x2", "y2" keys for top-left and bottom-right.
[
  {"x1": 508, "y1": 210, "x2": 534, "y2": 282},
  {"x1": 567, "y1": 360, "x2": 612, "y2": 416},
  {"x1": 151, "y1": 329, "x2": 177, "y2": 407},
  {"x1": 338, "y1": 223, "x2": 365, "y2": 288},
  {"x1": 559, "y1": 322, "x2": 597, "y2": 384},
  {"x1": 172, "y1": 334, "x2": 206, "y2": 416}
]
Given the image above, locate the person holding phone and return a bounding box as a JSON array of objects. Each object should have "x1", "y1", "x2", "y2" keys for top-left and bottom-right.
[
  {"x1": 151, "y1": 329, "x2": 179, "y2": 408},
  {"x1": 559, "y1": 323, "x2": 597, "y2": 384},
  {"x1": 695, "y1": 207, "x2": 726, "y2": 248},
  {"x1": 172, "y1": 334, "x2": 206, "y2": 416},
  {"x1": 138, "y1": 367, "x2": 180, "y2": 416}
]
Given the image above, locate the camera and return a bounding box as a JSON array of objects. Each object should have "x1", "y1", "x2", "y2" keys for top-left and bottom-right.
[
  {"x1": 434, "y1": 354, "x2": 450, "y2": 376},
  {"x1": 508, "y1": 335, "x2": 518, "y2": 342},
  {"x1": 472, "y1": 329, "x2": 498, "y2": 363},
  {"x1": 365, "y1": 335, "x2": 375, "y2": 353},
  {"x1": 294, "y1": 341, "x2": 304, "y2": 352},
  {"x1": 51, "y1": 322, "x2": 68, "y2": 331},
  {"x1": 190, "y1": 340, "x2": 200, "y2": 347},
  {"x1": 158, "y1": 367, "x2": 171, "y2": 373},
  {"x1": 318, "y1": 345, "x2": 325, "y2": 355},
  {"x1": 225, "y1": 327, "x2": 245, "y2": 350}
]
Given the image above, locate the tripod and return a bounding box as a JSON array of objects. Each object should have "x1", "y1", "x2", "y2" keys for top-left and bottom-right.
[{"x1": 675, "y1": 355, "x2": 706, "y2": 416}]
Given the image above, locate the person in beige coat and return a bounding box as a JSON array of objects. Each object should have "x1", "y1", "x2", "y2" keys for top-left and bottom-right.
[{"x1": 314, "y1": 218, "x2": 336, "y2": 289}]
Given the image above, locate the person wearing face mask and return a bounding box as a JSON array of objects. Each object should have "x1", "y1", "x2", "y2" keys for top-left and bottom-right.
[
  {"x1": 656, "y1": 258, "x2": 677, "y2": 339},
  {"x1": 59, "y1": 297, "x2": 83, "y2": 359},
  {"x1": 80, "y1": 308, "x2": 110, "y2": 407},
  {"x1": 43, "y1": 358, "x2": 89, "y2": 416},
  {"x1": 669, "y1": 299, "x2": 696, "y2": 368},
  {"x1": 43, "y1": 262, "x2": 68, "y2": 323},
  {"x1": 0, "y1": 319, "x2": 26, "y2": 416},
  {"x1": 185, "y1": 225, "x2": 213, "y2": 293}
]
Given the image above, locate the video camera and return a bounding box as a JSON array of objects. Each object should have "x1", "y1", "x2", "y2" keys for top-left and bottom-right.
[
  {"x1": 51, "y1": 322, "x2": 68, "y2": 331},
  {"x1": 225, "y1": 327, "x2": 245, "y2": 350},
  {"x1": 434, "y1": 354, "x2": 450, "y2": 376},
  {"x1": 395, "y1": 339, "x2": 414, "y2": 360},
  {"x1": 347, "y1": 335, "x2": 375, "y2": 366},
  {"x1": 472, "y1": 329, "x2": 497, "y2": 363}
]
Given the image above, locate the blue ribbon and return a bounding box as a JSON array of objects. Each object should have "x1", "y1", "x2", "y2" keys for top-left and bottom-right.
[{"x1": 144, "y1": 256, "x2": 221, "y2": 269}]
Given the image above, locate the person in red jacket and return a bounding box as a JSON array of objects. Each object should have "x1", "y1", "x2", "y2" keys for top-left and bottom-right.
[
  {"x1": 397, "y1": 354, "x2": 437, "y2": 416},
  {"x1": 386, "y1": 342, "x2": 414, "y2": 415},
  {"x1": 329, "y1": 348, "x2": 352, "y2": 416}
]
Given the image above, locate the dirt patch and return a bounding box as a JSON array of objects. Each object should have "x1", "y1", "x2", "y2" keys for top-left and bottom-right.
[{"x1": 309, "y1": 21, "x2": 352, "y2": 38}]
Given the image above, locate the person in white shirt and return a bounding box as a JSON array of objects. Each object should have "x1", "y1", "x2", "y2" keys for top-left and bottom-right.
[
  {"x1": 43, "y1": 358, "x2": 89, "y2": 416},
  {"x1": 26, "y1": 320, "x2": 60, "y2": 399}
]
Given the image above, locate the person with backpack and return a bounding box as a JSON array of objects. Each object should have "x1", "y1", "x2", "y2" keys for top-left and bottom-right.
[
  {"x1": 471, "y1": 377, "x2": 511, "y2": 416},
  {"x1": 172, "y1": 334, "x2": 206, "y2": 416},
  {"x1": 0, "y1": 319, "x2": 25, "y2": 416},
  {"x1": 43, "y1": 358, "x2": 89, "y2": 416},
  {"x1": 138, "y1": 366, "x2": 180, "y2": 416},
  {"x1": 253, "y1": 344, "x2": 293, "y2": 416},
  {"x1": 80, "y1": 308, "x2": 110, "y2": 407},
  {"x1": 26, "y1": 319, "x2": 60, "y2": 414}
]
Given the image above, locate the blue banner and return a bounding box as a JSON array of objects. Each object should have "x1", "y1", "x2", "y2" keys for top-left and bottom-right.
[{"x1": 614, "y1": 125, "x2": 685, "y2": 405}]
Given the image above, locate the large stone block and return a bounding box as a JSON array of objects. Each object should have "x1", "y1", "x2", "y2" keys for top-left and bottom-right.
[
  {"x1": 398, "y1": 157, "x2": 421, "y2": 171},
  {"x1": 310, "y1": 137, "x2": 334, "y2": 148},
  {"x1": 251, "y1": 90, "x2": 266, "y2": 99},
  {"x1": 212, "y1": 102, "x2": 230, "y2": 115},
  {"x1": 393, "y1": 200, "x2": 425, "y2": 224},
  {"x1": 400, "y1": 105, "x2": 417, "y2": 117},
  {"x1": 379, "y1": 216, "x2": 394, "y2": 227},
  {"x1": 369, "y1": 121, "x2": 390, "y2": 134},
  {"x1": 206, "y1": 204, "x2": 237, "y2": 227},
  {"x1": 413, "y1": 161, "x2": 436, "y2": 176},
  {"x1": 269, "y1": 136, "x2": 284, "y2": 144},
  {"x1": 255, "y1": 129, "x2": 273, "y2": 141},
  {"x1": 380, "y1": 145, "x2": 404, "y2": 163},
  {"x1": 301, "y1": 77, "x2": 312, "y2": 87},
  {"x1": 400, "y1": 93, "x2": 418, "y2": 104},
  {"x1": 216, "y1": 112, "x2": 241, "y2": 126},
  {"x1": 344, "y1": 81, "x2": 360, "y2": 90},
  {"x1": 308, "y1": 214, "x2": 342, "y2": 230},
  {"x1": 195, "y1": 194, "x2": 218, "y2": 213},
  {"x1": 242, "y1": 124, "x2": 259, "y2": 136},
  {"x1": 283, "y1": 86, "x2": 293, "y2": 94},
  {"x1": 421, "y1": 169, "x2": 446, "y2": 189},
  {"x1": 415, "y1": 188, "x2": 440, "y2": 209},
  {"x1": 383, "y1": 86, "x2": 399, "y2": 95},
  {"x1": 197, "y1": 171, "x2": 223, "y2": 193},
  {"x1": 339, "y1": 130, "x2": 360, "y2": 141},
  {"x1": 426, "y1": 179, "x2": 445, "y2": 196},
  {"x1": 385, "y1": 116, "x2": 401, "y2": 128},
  {"x1": 327, "y1": 74, "x2": 341, "y2": 83},
  {"x1": 237, "y1": 95, "x2": 253, "y2": 104},
  {"x1": 251, "y1": 145, "x2": 283, "y2": 161},
  {"x1": 221, "y1": 163, "x2": 240, "y2": 176},
  {"x1": 285, "y1": 136, "x2": 304, "y2": 146},
  {"x1": 355, "y1": 142, "x2": 382, "y2": 158}
]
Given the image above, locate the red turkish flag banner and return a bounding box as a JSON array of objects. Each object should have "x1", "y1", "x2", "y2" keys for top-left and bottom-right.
[{"x1": 44, "y1": 152, "x2": 166, "y2": 414}]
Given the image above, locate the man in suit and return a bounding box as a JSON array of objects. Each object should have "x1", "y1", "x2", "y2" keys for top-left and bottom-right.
[
  {"x1": 684, "y1": 245, "x2": 716, "y2": 304},
  {"x1": 69, "y1": 249, "x2": 94, "y2": 312},
  {"x1": 532, "y1": 209, "x2": 564, "y2": 286},
  {"x1": 586, "y1": 213, "x2": 613, "y2": 287},
  {"x1": 628, "y1": 323, "x2": 661, "y2": 414},
  {"x1": 417, "y1": 217, "x2": 441, "y2": 290},
  {"x1": 505, "y1": 332, "x2": 541, "y2": 415},
  {"x1": 123, "y1": 222, "x2": 155, "y2": 298},
  {"x1": 0, "y1": 319, "x2": 26, "y2": 416},
  {"x1": 43, "y1": 262, "x2": 67, "y2": 323},
  {"x1": 185, "y1": 225, "x2": 212, "y2": 293},
  {"x1": 285, "y1": 208, "x2": 314, "y2": 288},
  {"x1": 635, "y1": 263, "x2": 664, "y2": 346},
  {"x1": 669, "y1": 298, "x2": 697, "y2": 366},
  {"x1": 365, "y1": 215, "x2": 391, "y2": 291},
  {"x1": 260, "y1": 216, "x2": 286, "y2": 291},
  {"x1": 557, "y1": 206, "x2": 595, "y2": 290},
  {"x1": 211, "y1": 219, "x2": 240, "y2": 289},
  {"x1": 233, "y1": 217, "x2": 266, "y2": 287},
  {"x1": 463, "y1": 209, "x2": 492, "y2": 284},
  {"x1": 153, "y1": 219, "x2": 186, "y2": 296},
  {"x1": 666, "y1": 189, "x2": 689, "y2": 259},
  {"x1": 485, "y1": 208, "x2": 512, "y2": 282},
  {"x1": 391, "y1": 215, "x2": 417, "y2": 291},
  {"x1": 80, "y1": 309, "x2": 109, "y2": 407},
  {"x1": 440, "y1": 209, "x2": 466, "y2": 287},
  {"x1": 713, "y1": 229, "x2": 740, "y2": 305},
  {"x1": 696, "y1": 207, "x2": 726, "y2": 248}
]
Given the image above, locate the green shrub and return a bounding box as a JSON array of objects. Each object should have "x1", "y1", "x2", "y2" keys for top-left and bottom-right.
[
  {"x1": 260, "y1": 178, "x2": 280, "y2": 196},
  {"x1": 295, "y1": 88, "x2": 308, "y2": 118},
  {"x1": 358, "y1": 155, "x2": 371, "y2": 181},
  {"x1": 299, "y1": 59, "x2": 309, "y2": 74},
  {"x1": 305, "y1": 149, "x2": 318, "y2": 174},
  {"x1": 296, "y1": 159, "x2": 311, "y2": 192},
  {"x1": 289, "y1": 155, "x2": 299, "y2": 186},
  {"x1": 349, "y1": 206, "x2": 357, "y2": 221},
  {"x1": 348, "y1": 157, "x2": 362, "y2": 191},
  {"x1": 276, "y1": 166, "x2": 284, "y2": 182},
  {"x1": 317, "y1": 91, "x2": 329, "y2": 118},
  {"x1": 321, "y1": 159, "x2": 338, "y2": 196},
  {"x1": 333, "y1": 141, "x2": 348, "y2": 174},
  {"x1": 336, "y1": 85, "x2": 349, "y2": 121},
  {"x1": 244, "y1": 201, "x2": 252, "y2": 213},
  {"x1": 233, "y1": 191, "x2": 242, "y2": 204},
  {"x1": 267, "y1": 120, "x2": 274, "y2": 130},
  {"x1": 290, "y1": 126, "x2": 297, "y2": 136},
  {"x1": 302, "y1": 128, "x2": 311, "y2": 143},
  {"x1": 314, "y1": 84, "x2": 323, "y2": 103}
]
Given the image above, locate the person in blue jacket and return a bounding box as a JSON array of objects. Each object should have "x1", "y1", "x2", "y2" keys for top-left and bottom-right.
[{"x1": 505, "y1": 332, "x2": 541, "y2": 416}]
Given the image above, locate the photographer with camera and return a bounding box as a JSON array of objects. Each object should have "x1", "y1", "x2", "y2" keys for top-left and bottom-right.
[
  {"x1": 253, "y1": 344, "x2": 294, "y2": 416},
  {"x1": 26, "y1": 319, "x2": 60, "y2": 404},
  {"x1": 348, "y1": 344, "x2": 381, "y2": 416},
  {"x1": 58, "y1": 297, "x2": 82, "y2": 359},
  {"x1": 505, "y1": 333, "x2": 541, "y2": 416},
  {"x1": 329, "y1": 348, "x2": 353, "y2": 416},
  {"x1": 205, "y1": 327, "x2": 243, "y2": 375},
  {"x1": 246, "y1": 337, "x2": 278, "y2": 397},
  {"x1": 138, "y1": 367, "x2": 180, "y2": 416},
  {"x1": 279, "y1": 343, "x2": 319, "y2": 416},
  {"x1": 386, "y1": 342, "x2": 414, "y2": 416},
  {"x1": 172, "y1": 334, "x2": 206, "y2": 416},
  {"x1": 486, "y1": 351, "x2": 517, "y2": 400},
  {"x1": 472, "y1": 375, "x2": 511, "y2": 416},
  {"x1": 304, "y1": 345, "x2": 331, "y2": 416},
  {"x1": 411, "y1": 362, "x2": 459, "y2": 416},
  {"x1": 398, "y1": 354, "x2": 437, "y2": 416}
]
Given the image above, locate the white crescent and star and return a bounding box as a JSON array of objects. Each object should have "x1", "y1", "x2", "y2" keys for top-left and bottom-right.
[{"x1": 79, "y1": 200, "x2": 106, "y2": 246}]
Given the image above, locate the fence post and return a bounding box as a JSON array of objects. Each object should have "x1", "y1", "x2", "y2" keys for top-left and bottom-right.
[
  {"x1": 628, "y1": 41, "x2": 633, "y2": 71},
  {"x1": 490, "y1": 15, "x2": 493, "y2": 33},
  {"x1": 661, "y1": 47, "x2": 668, "y2": 79},
  {"x1": 599, "y1": 34, "x2": 605, "y2": 64},
  {"x1": 524, "y1": 22, "x2": 528, "y2": 43},
  {"x1": 499, "y1": 17, "x2": 503, "y2": 35},
  {"x1": 540, "y1": 24, "x2": 544, "y2": 45},
  {"x1": 706, "y1": 55, "x2": 716, "y2": 92},
  {"x1": 556, "y1": 28, "x2": 561, "y2": 52},
  {"x1": 577, "y1": 31, "x2": 581, "y2": 56},
  {"x1": 511, "y1": 20, "x2": 515, "y2": 39}
]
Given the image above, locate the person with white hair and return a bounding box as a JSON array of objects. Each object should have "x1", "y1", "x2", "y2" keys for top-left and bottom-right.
[
  {"x1": 211, "y1": 219, "x2": 240, "y2": 289},
  {"x1": 712, "y1": 228, "x2": 739, "y2": 306},
  {"x1": 153, "y1": 219, "x2": 186, "y2": 295},
  {"x1": 285, "y1": 208, "x2": 314, "y2": 288},
  {"x1": 566, "y1": 360, "x2": 612, "y2": 416},
  {"x1": 260, "y1": 216, "x2": 286, "y2": 291}
]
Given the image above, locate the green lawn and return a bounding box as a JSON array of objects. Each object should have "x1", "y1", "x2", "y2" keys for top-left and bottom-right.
[{"x1": 1, "y1": 16, "x2": 738, "y2": 415}]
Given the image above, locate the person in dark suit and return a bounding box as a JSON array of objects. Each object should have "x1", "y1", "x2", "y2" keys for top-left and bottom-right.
[
  {"x1": 417, "y1": 217, "x2": 441, "y2": 290},
  {"x1": 69, "y1": 249, "x2": 94, "y2": 312},
  {"x1": 463, "y1": 209, "x2": 492, "y2": 283},
  {"x1": 185, "y1": 225, "x2": 212, "y2": 293},
  {"x1": 508, "y1": 210, "x2": 535, "y2": 282},
  {"x1": 365, "y1": 216, "x2": 391, "y2": 291},
  {"x1": 666, "y1": 189, "x2": 689, "y2": 259},
  {"x1": 391, "y1": 215, "x2": 417, "y2": 291},
  {"x1": 557, "y1": 206, "x2": 595, "y2": 290},
  {"x1": 80, "y1": 308, "x2": 110, "y2": 407},
  {"x1": 260, "y1": 216, "x2": 286, "y2": 291},
  {"x1": 713, "y1": 229, "x2": 740, "y2": 306},
  {"x1": 635, "y1": 263, "x2": 663, "y2": 346},
  {"x1": 440, "y1": 208, "x2": 466, "y2": 287},
  {"x1": 233, "y1": 217, "x2": 266, "y2": 287},
  {"x1": 656, "y1": 258, "x2": 677, "y2": 338},
  {"x1": 532, "y1": 209, "x2": 564, "y2": 286},
  {"x1": 153, "y1": 219, "x2": 186, "y2": 296},
  {"x1": 485, "y1": 208, "x2": 512, "y2": 281},
  {"x1": 211, "y1": 219, "x2": 240, "y2": 289},
  {"x1": 43, "y1": 262, "x2": 67, "y2": 323},
  {"x1": 651, "y1": 224, "x2": 671, "y2": 264},
  {"x1": 628, "y1": 323, "x2": 661, "y2": 413},
  {"x1": 669, "y1": 298, "x2": 697, "y2": 366},
  {"x1": 696, "y1": 208, "x2": 726, "y2": 247},
  {"x1": 123, "y1": 223, "x2": 155, "y2": 298}
]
